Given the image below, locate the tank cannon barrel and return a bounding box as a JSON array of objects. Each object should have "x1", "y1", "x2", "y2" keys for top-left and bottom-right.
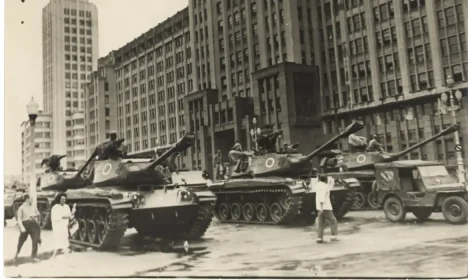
[
  {"x1": 75, "y1": 138, "x2": 125, "y2": 177},
  {"x1": 144, "y1": 132, "x2": 195, "y2": 171},
  {"x1": 304, "y1": 121, "x2": 365, "y2": 161},
  {"x1": 387, "y1": 123, "x2": 459, "y2": 161},
  {"x1": 75, "y1": 150, "x2": 98, "y2": 177}
]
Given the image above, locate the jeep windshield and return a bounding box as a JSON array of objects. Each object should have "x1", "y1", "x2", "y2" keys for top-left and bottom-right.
[{"x1": 417, "y1": 165, "x2": 457, "y2": 188}]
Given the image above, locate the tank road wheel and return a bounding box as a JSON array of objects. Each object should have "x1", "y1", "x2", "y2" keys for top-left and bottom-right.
[
  {"x1": 218, "y1": 203, "x2": 230, "y2": 221},
  {"x1": 242, "y1": 203, "x2": 255, "y2": 221},
  {"x1": 230, "y1": 203, "x2": 242, "y2": 221},
  {"x1": 96, "y1": 214, "x2": 109, "y2": 245},
  {"x1": 78, "y1": 218, "x2": 88, "y2": 241},
  {"x1": 442, "y1": 196, "x2": 468, "y2": 225},
  {"x1": 279, "y1": 193, "x2": 291, "y2": 209},
  {"x1": 352, "y1": 192, "x2": 366, "y2": 210},
  {"x1": 411, "y1": 208, "x2": 432, "y2": 222},
  {"x1": 86, "y1": 219, "x2": 98, "y2": 244},
  {"x1": 383, "y1": 197, "x2": 406, "y2": 223},
  {"x1": 269, "y1": 203, "x2": 283, "y2": 224},
  {"x1": 367, "y1": 192, "x2": 380, "y2": 209},
  {"x1": 255, "y1": 203, "x2": 269, "y2": 222}
]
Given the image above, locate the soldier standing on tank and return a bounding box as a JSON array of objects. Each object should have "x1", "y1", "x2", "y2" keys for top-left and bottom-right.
[
  {"x1": 15, "y1": 194, "x2": 41, "y2": 263},
  {"x1": 315, "y1": 174, "x2": 339, "y2": 243},
  {"x1": 213, "y1": 150, "x2": 223, "y2": 180}
]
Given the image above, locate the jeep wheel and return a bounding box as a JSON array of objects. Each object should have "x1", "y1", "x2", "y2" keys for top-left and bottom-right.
[
  {"x1": 411, "y1": 208, "x2": 432, "y2": 222},
  {"x1": 442, "y1": 196, "x2": 468, "y2": 225},
  {"x1": 383, "y1": 197, "x2": 406, "y2": 222}
]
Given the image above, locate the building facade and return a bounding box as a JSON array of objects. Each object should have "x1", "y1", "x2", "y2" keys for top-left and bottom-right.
[
  {"x1": 93, "y1": 0, "x2": 468, "y2": 174},
  {"x1": 21, "y1": 113, "x2": 53, "y2": 185},
  {"x1": 85, "y1": 53, "x2": 118, "y2": 157},
  {"x1": 316, "y1": 0, "x2": 468, "y2": 170},
  {"x1": 113, "y1": 9, "x2": 192, "y2": 168},
  {"x1": 42, "y1": 0, "x2": 99, "y2": 169},
  {"x1": 185, "y1": 0, "x2": 324, "y2": 171}
]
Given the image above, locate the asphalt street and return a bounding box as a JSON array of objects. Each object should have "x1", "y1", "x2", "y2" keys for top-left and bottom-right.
[{"x1": 3, "y1": 211, "x2": 468, "y2": 278}]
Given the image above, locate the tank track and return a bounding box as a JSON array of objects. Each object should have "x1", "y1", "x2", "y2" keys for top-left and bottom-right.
[
  {"x1": 69, "y1": 202, "x2": 129, "y2": 250},
  {"x1": 213, "y1": 188, "x2": 303, "y2": 225},
  {"x1": 181, "y1": 202, "x2": 214, "y2": 240},
  {"x1": 332, "y1": 188, "x2": 357, "y2": 219}
]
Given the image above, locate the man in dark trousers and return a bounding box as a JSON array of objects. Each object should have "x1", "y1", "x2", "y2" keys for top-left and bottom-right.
[
  {"x1": 15, "y1": 194, "x2": 41, "y2": 262},
  {"x1": 315, "y1": 174, "x2": 339, "y2": 243}
]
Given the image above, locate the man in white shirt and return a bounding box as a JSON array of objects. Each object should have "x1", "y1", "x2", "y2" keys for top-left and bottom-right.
[{"x1": 315, "y1": 174, "x2": 338, "y2": 243}]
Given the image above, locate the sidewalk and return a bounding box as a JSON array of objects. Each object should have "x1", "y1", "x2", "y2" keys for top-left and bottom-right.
[{"x1": 3, "y1": 219, "x2": 57, "y2": 266}]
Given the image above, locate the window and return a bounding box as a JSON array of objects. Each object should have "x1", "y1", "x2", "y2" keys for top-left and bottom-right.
[
  {"x1": 412, "y1": 19, "x2": 421, "y2": 36},
  {"x1": 446, "y1": 7, "x2": 456, "y2": 26},
  {"x1": 448, "y1": 36, "x2": 459, "y2": 55}
]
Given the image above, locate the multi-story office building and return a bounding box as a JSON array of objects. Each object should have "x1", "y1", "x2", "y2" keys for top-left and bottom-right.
[
  {"x1": 21, "y1": 113, "x2": 53, "y2": 185},
  {"x1": 316, "y1": 0, "x2": 468, "y2": 169},
  {"x1": 85, "y1": 53, "x2": 118, "y2": 157},
  {"x1": 42, "y1": 0, "x2": 99, "y2": 169},
  {"x1": 186, "y1": 0, "x2": 324, "y2": 170},
  {"x1": 113, "y1": 9, "x2": 192, "y2": 168}
]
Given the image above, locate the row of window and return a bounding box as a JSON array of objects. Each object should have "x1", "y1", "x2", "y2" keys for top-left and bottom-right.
[
  {"x1": 64, "y1": 26, "x2": 92, "y2": 35},
  {"x1": 63, "y1": 8, "x2": 92, "y2": 18}
]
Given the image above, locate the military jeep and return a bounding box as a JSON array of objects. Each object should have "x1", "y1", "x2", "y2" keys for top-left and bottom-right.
[{"x1": 373, "y1": 160, "x2": 468, "y2": 225}]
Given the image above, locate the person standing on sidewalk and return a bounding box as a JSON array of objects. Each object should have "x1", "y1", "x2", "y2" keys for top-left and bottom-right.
[
  {"x1": 315, "y1": 174, "x2": 339, "y2": 243},
  {"x1": 50, "y1": 194, "x2": 76, "y2": 259},
  {"x1": 15, "y1": 194, "x2": 41, "y2": 262}
]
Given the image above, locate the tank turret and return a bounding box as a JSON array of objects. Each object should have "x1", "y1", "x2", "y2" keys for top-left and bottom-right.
[
  {"x1": 322, "y1": 123, "x2": 460, "y2": 171},
  {"x1": 40, "y1": 153, "x2": 94, "y2": 192},
  {"x1": 92, "y1": 132, "x2": 195, "y2": 186},
  {"x1": 230, "y1": 121, "x2": 365, "y2": 178}
]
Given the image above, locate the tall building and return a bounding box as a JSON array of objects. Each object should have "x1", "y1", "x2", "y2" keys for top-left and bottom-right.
[
  {"x1": 42, "y1": 0, "x2": 99, "y2": 169},
  {"x1": 186, "y1": 0, "x2": 323, "y2": 170},
  {"x1": 21, "y1": 113, "x2": 53, "y2": 184},
  {"x1": 315, "y1": 0, "x2": 468, "y2": 169},
  {"x1": 85, "y1": 52, "x2": 118, "y2": 157},
  {"x1": 113, "y1": 9, "x2": 193, "y2": 168}
]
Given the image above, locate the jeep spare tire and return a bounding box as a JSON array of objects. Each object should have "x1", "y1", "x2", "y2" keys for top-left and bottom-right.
[
  {"x1": 442, "y1": 196, "x2": 468, "y2": 225},
  {"x1": 384, "y1": 197, "x2": 406, "y2": 222}
]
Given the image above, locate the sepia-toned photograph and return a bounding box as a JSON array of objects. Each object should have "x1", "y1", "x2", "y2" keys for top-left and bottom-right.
[{"x1": 3, "y1": 0, "x2": 468, "y2": 278}]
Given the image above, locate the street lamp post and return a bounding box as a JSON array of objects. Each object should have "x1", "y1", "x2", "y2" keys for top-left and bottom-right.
[
  {"x1": 27, "y1": 97, "x2": 39, "y2": 208},
  {"x1": 250, "y1": 117, "x2": 262, "y2": 151},
  {"x1": 441, "y1": 75, "x2": 466, "y2": 184}
]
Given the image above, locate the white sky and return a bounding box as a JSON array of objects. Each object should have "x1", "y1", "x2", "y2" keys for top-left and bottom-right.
[{"x1": 4, "y1": 0, "x2": 188, "y2": 177}]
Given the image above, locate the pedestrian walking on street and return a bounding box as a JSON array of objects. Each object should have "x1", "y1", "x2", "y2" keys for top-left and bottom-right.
[
  {"x1": 51, "y1": 194, "x2": 76, "y2": 259},
  {"x1": 315, "y1": 174, "x2": 339, "y2": 243},
  {"x1": 15, "y1": 194, "x2": 41, "y2": 262}
]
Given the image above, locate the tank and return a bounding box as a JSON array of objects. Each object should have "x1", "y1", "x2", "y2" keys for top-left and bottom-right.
[
  {"x1": 11, "y1": 155, "x2": 90, "y2": 229},
  {"x1": 51, "y1": 133, "x2": 217, "y2": 250},
  {"x1": 209, "y1": 121, "x2": 365, "y2": 225},
  {"x1": 319, "y1": 123, "x2": 460, "y2": 210}
]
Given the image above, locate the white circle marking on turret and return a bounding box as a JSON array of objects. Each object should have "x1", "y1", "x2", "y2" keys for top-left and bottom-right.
[
  {"x1": 356, "y1": 154, "x2": 366, "y2": 163},
  {"x1": 102, "y1": 163, "x2": 112, "y2": 176},
  {"x1": 265, "y1": 158, "x2": 275, "y2": 168},
  {"x1": 48, "y1": 175, "x2": 55, "y2": 183}
]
